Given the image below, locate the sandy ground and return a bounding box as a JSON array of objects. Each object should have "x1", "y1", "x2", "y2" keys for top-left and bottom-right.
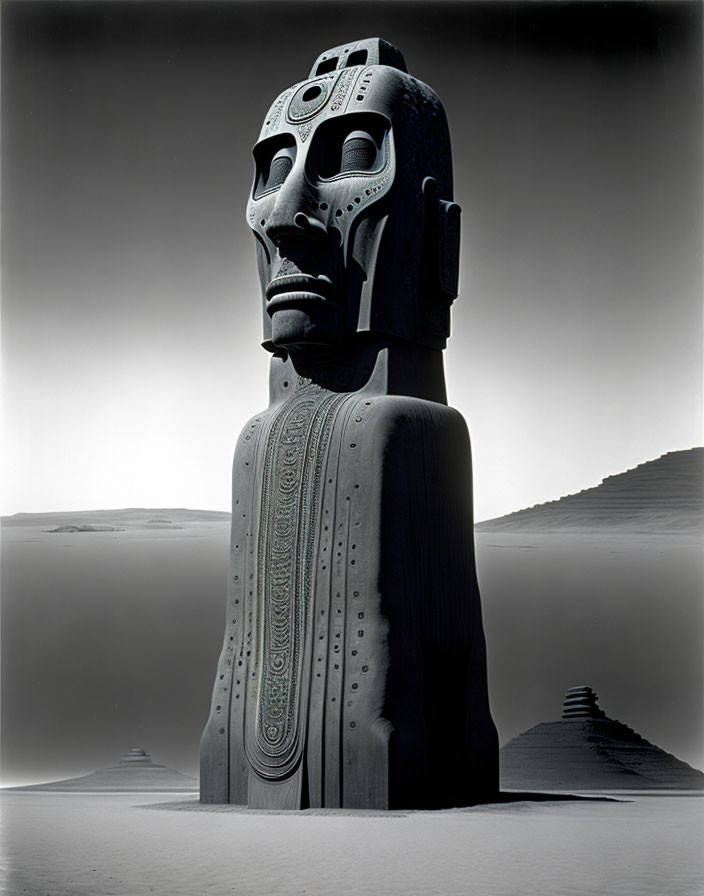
[{"x1": 1, "y1": 792, "x2": 702, "y2": 896}]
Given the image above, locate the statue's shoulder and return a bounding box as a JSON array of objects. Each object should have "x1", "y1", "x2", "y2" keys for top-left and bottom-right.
[
  {"x1": 232, "y1": 407, "x2": 274, "y2": 456},
  {"x1": 353, "y1": 393, "x2": 465, "y2": 421},
  {"x1": 348, "y1": 394, "x2": 469, "y2": 445}
]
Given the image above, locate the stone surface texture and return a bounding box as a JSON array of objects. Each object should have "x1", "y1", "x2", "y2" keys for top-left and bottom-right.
[{"x1": 200, "y1": 38, "x2": 498, "y2": 809}]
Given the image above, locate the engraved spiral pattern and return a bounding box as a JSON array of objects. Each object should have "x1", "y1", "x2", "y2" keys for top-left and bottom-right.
[{"x1": 249, "y1": 385, "x2": 350, "y2": 777}]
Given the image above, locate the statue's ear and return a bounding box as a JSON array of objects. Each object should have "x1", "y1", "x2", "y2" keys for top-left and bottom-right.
[{"x1": 419, "y1": 176, "x2": 461, "y2": 342}]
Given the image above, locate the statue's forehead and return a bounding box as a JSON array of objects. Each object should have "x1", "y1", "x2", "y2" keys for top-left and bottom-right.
[{"x1": 257, "y1": 65, "x2": 404, "y2": 143}]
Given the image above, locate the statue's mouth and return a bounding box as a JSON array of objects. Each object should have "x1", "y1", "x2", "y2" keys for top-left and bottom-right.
[{"x1": 265, "y1": 274, "x2": 336, "y2": 315}]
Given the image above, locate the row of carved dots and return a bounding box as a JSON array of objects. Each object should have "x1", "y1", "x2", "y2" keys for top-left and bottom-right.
[
  {"x1": 354, "y1": 70, "x2": 373, "y2": 103},
  {"x1": 316, "y1": 465, "x2": 359, "y2": 729},
  {"x1": 344, "y1": 400, "x2": 374, "y2": 728},
  {"x1": 337, "y1": 423, "x2": 368, "y2": 728},
  {"x1": 217, "y1": 411, "x2": 260, "y2": 736}
]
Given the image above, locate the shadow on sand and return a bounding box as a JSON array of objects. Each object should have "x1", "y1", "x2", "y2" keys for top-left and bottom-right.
[{"x1": 140, "y1": 791, "x2": 623, "y2": 816}]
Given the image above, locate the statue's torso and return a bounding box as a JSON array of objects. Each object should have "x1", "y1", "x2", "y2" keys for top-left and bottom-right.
[{"x1": 201, "y1": 376, "x2": 497, "y2": 809}]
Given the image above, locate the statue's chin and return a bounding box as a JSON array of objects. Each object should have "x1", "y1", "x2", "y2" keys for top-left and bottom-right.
[{"x1": 270, "y1": 308, "x2": 339, "y2": 348}]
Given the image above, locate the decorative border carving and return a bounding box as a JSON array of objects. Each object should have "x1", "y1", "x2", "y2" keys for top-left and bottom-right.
[
  {"x1": 246, "y1": 385, "x2": 351, "y2": 779},
  {"x1": 329, "y1": 67, "x2": 356, "y2": 113}
]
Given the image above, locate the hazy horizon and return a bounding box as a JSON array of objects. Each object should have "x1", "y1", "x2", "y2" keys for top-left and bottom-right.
[{"x1": 2, "y1": 443, "x2": 701, "y2": 523}]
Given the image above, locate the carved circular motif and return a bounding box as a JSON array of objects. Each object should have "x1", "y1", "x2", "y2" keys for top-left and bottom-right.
[{"x1": 287, "y1": 78, "x2": 331, "y2": 122}]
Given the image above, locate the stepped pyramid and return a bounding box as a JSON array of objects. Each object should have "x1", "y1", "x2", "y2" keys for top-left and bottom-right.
[
  {"x1": 500, "y1": 687, "x2": 704, "y2": 791},
  {"x1": 477, "y1": 448, "x2": 703, "y2": 532},
  {"x1": 13, "y1": 747, "x2": 197, "y2": 792}
]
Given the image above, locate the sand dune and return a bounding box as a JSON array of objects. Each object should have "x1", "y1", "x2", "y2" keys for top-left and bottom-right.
[
  {"x1": 477, "y1": 448, "x2": 703, "y2": 532},
  {"x1": 14, "y1": 748, "x2": 197, "y2": 793},
  {"x1": 500, "y1": 687, "x2": 704, "y2": 791}
]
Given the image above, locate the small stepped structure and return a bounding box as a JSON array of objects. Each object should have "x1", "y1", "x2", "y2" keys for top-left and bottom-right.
[
  {"x1": 500, "y1": 687, "x2": 704, "y2": 791},
  {"x1": 561, "y1": 686, "x2": 606, "y2": 719},
  {"x1": 13, "y1": 747, "x2": 197, "y2": 792}
]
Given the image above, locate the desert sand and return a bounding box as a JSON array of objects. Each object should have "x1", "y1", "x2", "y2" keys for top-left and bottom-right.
[{"x1": 1, "y1": 791, "x2": 702, "y2": 896}]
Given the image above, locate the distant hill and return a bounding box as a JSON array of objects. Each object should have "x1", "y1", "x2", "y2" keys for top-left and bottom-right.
[
  {"x1": 500, "y1": 687, "x2": 704, "y2": 791},
  {"x1": 11, "y1": 748, "x2": 197, "y2": 793},
  {"x1": 2, "y1": 508, "x2": 231, "y2": 530},
  {"x1": 477, "y1": 448, "x2": 703, "y2": 533}
]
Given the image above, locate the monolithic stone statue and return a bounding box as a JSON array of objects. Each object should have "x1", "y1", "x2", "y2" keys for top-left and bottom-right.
[{"x1": 200, "y1": 37, "x2": 498, "y2": 810}]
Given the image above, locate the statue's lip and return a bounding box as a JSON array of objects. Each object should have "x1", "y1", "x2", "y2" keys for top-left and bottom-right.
[
  {"x1": 266, "y1": 274, "x2": 335, "y2": 304},
  {"x1": 266, "y1": 291, "x2": 336, "y2": 316}
]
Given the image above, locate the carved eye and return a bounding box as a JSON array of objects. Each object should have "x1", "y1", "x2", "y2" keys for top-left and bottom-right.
[
  {"x1": 253, "y1": 141, "x2": 296, "y2": 198},
  {"x1": 307, "y1": 113, "x2": 389, "y2": 181},
  {"x1": 267, "y1": 148, "x2": 294, "y2": 188},
  {"x1": 340, "y1": 130, "x2": 378, "y2": 173}
]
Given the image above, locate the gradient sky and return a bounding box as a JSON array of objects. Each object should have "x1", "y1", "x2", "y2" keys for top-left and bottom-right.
[{"x1": 2, "y1": 0, "x2": 702, "y2": 522}]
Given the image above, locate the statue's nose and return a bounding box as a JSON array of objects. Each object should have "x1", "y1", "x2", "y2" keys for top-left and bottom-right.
[
  {"x1": 264, "y1": 170, "x2": 327, "y2": 248},
  {"x1": 266, "y1": 212, "x2": 327, "y2": 248}
]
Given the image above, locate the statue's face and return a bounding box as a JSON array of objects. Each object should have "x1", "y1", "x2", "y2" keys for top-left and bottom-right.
[
  {"x1": 247, "y1": 65, "x2": 401, "y2": 348},
  {"x1": 248, "y1": 60, "x2": 456, "y2": 351}
]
